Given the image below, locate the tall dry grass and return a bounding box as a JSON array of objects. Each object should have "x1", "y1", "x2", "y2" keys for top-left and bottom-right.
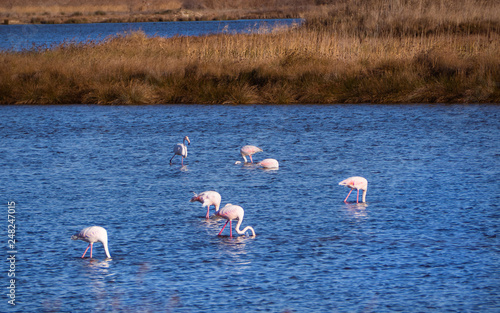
[
  {"x1": 1, "y1": 0, "x2": 182, "y2": 15},
  {"x1": 0, "y1": 0, "x2": 310, "y2": 24},
  {"x1": 1, "y1": 0, "x2": 499, "y2": 104}
]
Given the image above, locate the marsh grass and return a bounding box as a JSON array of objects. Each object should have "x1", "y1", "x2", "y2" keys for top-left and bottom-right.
[
  {"x1": 1, "y1": 0, "x2": 499, "y2": 104},
  {"x1": 0, "y1": 0, "x2": 305, "y2": 24}
]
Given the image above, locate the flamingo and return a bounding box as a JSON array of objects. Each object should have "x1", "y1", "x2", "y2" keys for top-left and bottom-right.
[
  {"x1": 170, "y1": 136, "x2": 190, "y2": 165},
  {"x1": 217, "y1": 204, "x2": 256, "y2": 237},
  {"x1": 240, "y1": 145, "x2": 263, "y2": 163},
  {"x1": 71, "y1": 226, "x2": 111, "y2": 259},
  {"x1": 190, "y1": 191, "x2": 222, "y2": 219},
  {"x1": 257, "y1": 158, "x2": 279, "y2": 169},
  {"x1": 339, "y1": 176, "x2": 368, "y2": 203}
]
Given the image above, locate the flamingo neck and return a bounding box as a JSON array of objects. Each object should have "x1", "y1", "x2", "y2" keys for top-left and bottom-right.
[
  {"x1": 362, "y1": 187, "x2": 367, "y2": 203},
  {"x1": 241, "y1": 154, "x2": 248, "y2": 163},
  {"x1": 102, "y1": 240, "x2": 112, "y2": 259},
  {"x1": 234, "y1": 218, "x2": 256, "y2": 236}
]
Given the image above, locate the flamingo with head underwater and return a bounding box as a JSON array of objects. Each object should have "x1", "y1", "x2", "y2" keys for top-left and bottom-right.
[
  {"x1": 170, "y1": 136, "x2": 190, "y2": 165},
  {"x1": 257, "y1": 158, "x2": 279, "y2": 169},
  {"x1": 339, "y1": 176, "x2": 368, "y2": 203},
  {"x1": 190, "y1": 191, "x2": 221, "y2": 219},
  {"x1": 217, "y1": 204, "x2": 256, "y2": 237},
  {"x1": 71, "y1": 226, "x2": 111, "y2": 259},
  {"x1": 240, "y1": 145, "x2": 263, "y2": 163}
]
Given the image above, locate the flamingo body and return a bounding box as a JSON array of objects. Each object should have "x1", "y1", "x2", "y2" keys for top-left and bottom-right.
[
  {"x1": 71, "y1": 226, "x2": 111, "y2": 259},
  {"x1": 240, "y1": 145, "x2": 263, "y2": 163},
  {"x1": 339, "y1": 176, "x2": 368, "y2": 203},
  {"x1": 217, "y1": 204, "x2": 256, "y2": 237},
  {"x1": 257, "y1": 158, "x2": 279, "y2": 169},
  {"x1": 170, "y1": 136, "x2": 190, "y2": 165},
  {"x1": 190, "y1": 191, "x2": 222, "y2": 219}
]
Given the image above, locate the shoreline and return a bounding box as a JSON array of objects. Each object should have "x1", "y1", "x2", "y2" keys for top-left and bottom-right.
[
  {"x1": 0, "y1": 1, "x2": 308, "y2": 25},
  {"x1": 1, "y1": 10, "x2": 303, "y2": 26},
  {"x1": 1, "y1": 30, "x2": 497, "y2": 105},
  {"x1": 1, "y1": 1, "x2": 499, "y2": 105}
]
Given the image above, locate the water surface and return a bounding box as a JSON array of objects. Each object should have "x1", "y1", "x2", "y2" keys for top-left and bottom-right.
[
  {"x1": 1, "y1": 104, "x2": 499, "y2": 312},
  {"x1": 0, "y1": 19, "x2": 301, "y2": 51}
]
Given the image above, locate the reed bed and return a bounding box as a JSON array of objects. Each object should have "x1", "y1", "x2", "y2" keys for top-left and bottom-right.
[
  {"x1": 1, "y1": 0, "x2": 499, "y2": 104},
  {"x1": 0, "y1": 0, "x2": 307, "y2": 24}
]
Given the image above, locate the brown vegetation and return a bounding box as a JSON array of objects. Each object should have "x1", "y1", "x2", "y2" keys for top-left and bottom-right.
[
  {"x1": 0, "y1": 0, "x2": 310, "y2": 24},
  {"x1": 0, "y1": 0, "x2": 499, "y2": 104}
]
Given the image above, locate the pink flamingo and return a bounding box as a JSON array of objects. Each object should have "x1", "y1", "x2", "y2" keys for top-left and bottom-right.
[
  {"x1": 217, "y1": 204, "x2": 256, "y2": 237},
  {"x1": 240, "y1": 145, "x2": 263, "y2": 163},
  {"x1": 190, "y1": 191, "x2": 222, "y2": 219},
  {"x1": 257, "y1": 158, "x2": 279, "y2": 169},
  {"x1": 71, "y1": 226, "x2": 111, "y2": 259},
  {"x1": 170, "y1": 136, "x2": 190, "y2": 165},
  {"x1": 339, "y1": 176, "x2": 368, "y2": 203}
]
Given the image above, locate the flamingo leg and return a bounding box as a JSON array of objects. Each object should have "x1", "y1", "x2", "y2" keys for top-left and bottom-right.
[
  {"x1": 356, "y1": 189, "x2": 360, "y2": 203},
  {"x1": 344, "y1": 189, "x2": 353, "y2": 202},
  {"x1": 206, "y1": 206, "x2": 210, "y2": 219},
  {"x1": 249, "y1": 155, "x2": 253, "y2": 163},
  {"x1": 181, "y1": 157, "x2": 184, "y2": 166},
  {"x1": 90, "y1": 242, "x2": 93, "y2": 258},
  {"x1": 81, "y1": 244, "x2": 91, "y2": 258},
  {"x1": 230, "y1": 220, "x2": 232, "y2": 238},
  {"x1": 169, "y1": 154, "x2": 176, "y2": 164},
  {"x1": 218, "y1": 220, "x2": 229, "y2": 235}
]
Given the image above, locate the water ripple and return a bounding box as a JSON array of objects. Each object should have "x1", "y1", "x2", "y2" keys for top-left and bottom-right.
[{"x1": 1, "y1": 104, "x2": 499, "y2": 312}]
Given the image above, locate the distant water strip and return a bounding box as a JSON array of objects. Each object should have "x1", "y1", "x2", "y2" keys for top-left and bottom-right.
[{"x1": 0, "y1": 18, "x2": 302, "y2": 51}]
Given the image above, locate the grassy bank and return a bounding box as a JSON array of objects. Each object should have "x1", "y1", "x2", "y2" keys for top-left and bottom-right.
[
  {"x1": 1, "y1": 0, "x2": 499, "y2": 104},
  {"x1": 0, "y1": 0, "x2": 309, "y2": 24}
]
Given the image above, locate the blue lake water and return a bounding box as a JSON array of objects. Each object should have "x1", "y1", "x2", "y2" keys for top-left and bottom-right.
[
  {"x1": 1, "y1": 104, "x2": 499, "y2": 312},
  {"x1": 0, "y1": 105, "x2": 500, "y2": 312},
  {"x1": 0, "y1": 18, "x2": 301, "y2": 51}
]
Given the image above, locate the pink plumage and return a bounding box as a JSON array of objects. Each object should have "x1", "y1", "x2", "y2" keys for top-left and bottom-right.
[
  {"x1": 217, "y1": 204, "x2": 256, "y2": 237},
  {"x1": 339, "y1": 176, "x2": 368, "y2": 203},
  {"x1": 170, "y1": 136, "x2": 190, "y2": 165},
  {"x1": 190, "y1": 191, "x2": 222, "y2": 219},
  {"x1": 240, "y1": 145, "x2": 263, "y2": 163},
  {"x1": 71, "y1": 226, "x2": 111, "y2": 259},
  {"x1": 257, "y1": 158, "x2": 279, "y2": 169}
]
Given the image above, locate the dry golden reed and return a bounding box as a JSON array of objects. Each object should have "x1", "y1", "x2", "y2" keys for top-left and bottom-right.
[
  {"x1": 0, "y1": 0, "x2": 499, "y2": 104},
  {"x1": 0, "y1": 0, "x2": 307, "y2": 24}
]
